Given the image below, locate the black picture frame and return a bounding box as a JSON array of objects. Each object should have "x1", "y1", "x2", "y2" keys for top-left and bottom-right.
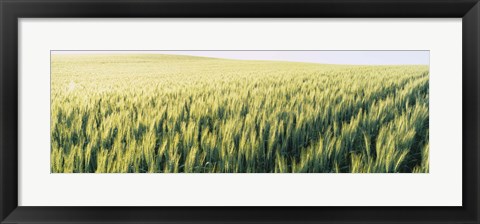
[{"x1": 1, "y1": 0, "x2": 479, "y2": 223}]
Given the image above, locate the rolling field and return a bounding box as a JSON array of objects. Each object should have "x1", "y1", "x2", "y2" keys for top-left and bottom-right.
[{"x1": 51, "y1": 54, "x2": 429, "y2": 173}]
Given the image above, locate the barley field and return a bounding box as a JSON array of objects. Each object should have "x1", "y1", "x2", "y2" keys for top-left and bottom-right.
[{"x1": 51, "y1": 53, "x2": 429, "y2": 173}]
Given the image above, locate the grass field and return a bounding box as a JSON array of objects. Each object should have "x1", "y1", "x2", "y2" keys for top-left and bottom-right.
[{"x1": 51, "y1": 53, "x2": 429, "y2": 173}]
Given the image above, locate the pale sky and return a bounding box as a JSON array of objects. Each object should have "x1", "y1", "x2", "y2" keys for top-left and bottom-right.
[{"x1": 52, "y1": 50, "x2": 429, "y2": 65}]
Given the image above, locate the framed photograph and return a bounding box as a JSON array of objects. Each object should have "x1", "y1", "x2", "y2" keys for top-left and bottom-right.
[{"x1": 1, "y1": 0, "x2": 479, "y2": 223}]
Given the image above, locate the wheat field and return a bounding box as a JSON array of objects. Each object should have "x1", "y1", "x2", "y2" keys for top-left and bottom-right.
[{"x1": 51, "y1": 53, "x2": 429, "y2": 173}]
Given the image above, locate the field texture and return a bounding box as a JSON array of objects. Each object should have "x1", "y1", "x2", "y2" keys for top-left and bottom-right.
[{"x1": 51, "y1": 54, "x2": 429, "y2": 173}]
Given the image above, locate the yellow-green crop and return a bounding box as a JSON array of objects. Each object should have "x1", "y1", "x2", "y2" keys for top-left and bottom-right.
[{"x1": 51, "y1": 54, "x2": 429, "y2": 173}]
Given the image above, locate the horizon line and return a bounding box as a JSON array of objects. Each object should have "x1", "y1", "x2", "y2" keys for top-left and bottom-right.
[{"x1": 51, "y1": 50, "x2": 430, "y2": 66}]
